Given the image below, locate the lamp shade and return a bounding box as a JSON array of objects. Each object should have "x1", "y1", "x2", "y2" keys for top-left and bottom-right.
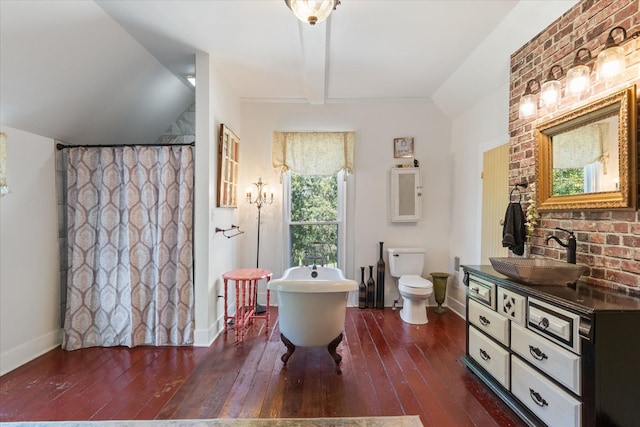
[
  {"x1": 596, "y1": 26, "x2": 627, "y2": 81},
  {"x1": 566, "y1": 64, "x2": 590, "y2": 97},
  {"x1": 597, "y1": 45, "x2": 625, "y2": 81},
  {"x1": 519, "y1": 93, "x2": 538, "y2": 119},
  {"x1": 519, "y1": 79, "x2": 539, "y2": 119},
  {"x1": 285, "y1": 0, "x2": 339, "y2": 25}
]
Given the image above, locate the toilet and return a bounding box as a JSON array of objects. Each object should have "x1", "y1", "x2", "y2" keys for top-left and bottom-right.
[{"x1": 387, "y1": 248, "x2": 433, "y2": 325}]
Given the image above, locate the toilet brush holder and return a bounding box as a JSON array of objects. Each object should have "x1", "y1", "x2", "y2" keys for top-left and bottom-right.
[{"x1": 430, "y1": 272, "x2": 450, "y2": 314}]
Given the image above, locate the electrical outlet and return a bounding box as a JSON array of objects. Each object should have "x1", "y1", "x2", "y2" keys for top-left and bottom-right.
[{"x1": 454, "y1": 256, "x2": 460, "y2": 272}]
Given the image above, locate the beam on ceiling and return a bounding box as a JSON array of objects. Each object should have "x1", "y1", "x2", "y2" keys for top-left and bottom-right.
[{"x1": 298, "y1": 19, "x2": 330, "y2": 104}]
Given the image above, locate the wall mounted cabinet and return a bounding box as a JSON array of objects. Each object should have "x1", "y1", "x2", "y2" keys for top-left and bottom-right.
[{"x1": 390, "y1": 167, "x2": 421, "y2": 222}]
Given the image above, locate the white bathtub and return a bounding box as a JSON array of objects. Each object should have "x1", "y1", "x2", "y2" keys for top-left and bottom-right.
[{"x1": 268, "y1": 266, "x2": 357, "y2": 366}]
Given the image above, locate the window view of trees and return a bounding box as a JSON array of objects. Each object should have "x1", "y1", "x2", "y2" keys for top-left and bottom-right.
[
  {"x1": 289, "y1": 173, "x2": 339, "y2": 267},
  {"x1": 552, "y1": 168, "x2": 584, "y2": 195}
]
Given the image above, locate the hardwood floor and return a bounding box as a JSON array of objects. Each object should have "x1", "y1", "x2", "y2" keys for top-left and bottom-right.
[{"x1": 0, "y1": 307, "x2": 525, "y2": 426}]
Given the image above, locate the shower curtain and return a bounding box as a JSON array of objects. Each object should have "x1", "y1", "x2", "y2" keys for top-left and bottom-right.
[{"x1": 61, "y1": 145, "x2": 194, "y2": 351}]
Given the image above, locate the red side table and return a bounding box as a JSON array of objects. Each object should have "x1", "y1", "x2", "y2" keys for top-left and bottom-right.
[{"x1": 222, "y1": 268, "x2": 272, "y2": 342}]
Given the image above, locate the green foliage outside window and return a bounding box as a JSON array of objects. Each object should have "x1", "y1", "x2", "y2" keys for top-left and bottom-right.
[
  {"x1": 290, "y1": 174, "x2": 339, "y2": 267},
  {"x1": 552, "y1": 168, "x2": 584, "y2": 196}
]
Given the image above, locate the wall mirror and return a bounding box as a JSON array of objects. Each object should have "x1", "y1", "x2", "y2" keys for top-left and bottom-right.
[{"x1": 535, "y1": 85, "x2": 637, "y2": 211}]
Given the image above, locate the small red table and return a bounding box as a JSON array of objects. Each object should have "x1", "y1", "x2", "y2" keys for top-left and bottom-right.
[{"x1": 222, "y1": 268, "x2": 272, "y2": 342}]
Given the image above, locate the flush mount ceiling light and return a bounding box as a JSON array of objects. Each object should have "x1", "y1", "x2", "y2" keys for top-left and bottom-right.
[{"x1": 284, "y1": 0, "x2": 340, "y2": 25}]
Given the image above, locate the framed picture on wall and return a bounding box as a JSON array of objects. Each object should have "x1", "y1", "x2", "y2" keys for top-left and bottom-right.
[
  {"x1": 217, "y1": 124, "x2": 240, "y2": 208},
  {"x1": 393, "y1": 137, "x2": 414, "y2": 158}
]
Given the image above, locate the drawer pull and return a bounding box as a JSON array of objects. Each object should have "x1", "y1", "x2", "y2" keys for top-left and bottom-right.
[
  {"x1": 529, "y1": 388, "x2": 548, "y2": 407},
  {"x1": 538, "y1": 317, "x2": 550, "y2": 330},
  {"x1": 479, "y1": 349, "x2": 491, "y2": 361},
  {"x1": 529, "y1": 345, "x2": 548, "y2": 361},
  {"x1": 471, "y1": 286, "x2": 480, "y2": 293},
  {"x1": 479, "y1": 315, "x2": 490, "y2": 326}
]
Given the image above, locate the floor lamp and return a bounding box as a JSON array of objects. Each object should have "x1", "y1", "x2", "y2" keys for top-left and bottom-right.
[{"x1": 247, "y1": 177, "x2": 274, "y2": 313}]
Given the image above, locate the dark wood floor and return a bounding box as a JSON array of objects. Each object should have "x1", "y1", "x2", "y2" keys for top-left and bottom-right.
[{"x1": 0, "y1": 307, "x2": 525, "y2": 426}]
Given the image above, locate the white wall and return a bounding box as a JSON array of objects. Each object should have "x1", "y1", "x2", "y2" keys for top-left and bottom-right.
[
  {"x1": 237, "y1": 100, "x2": 453, "y2": 307},
  {"x1": 193, "y1": 52, "x2": 243, "y2": 346},
  {"x1": 446, "y1": 83, "x2": 511, "y2": 316},
  {"x1": 0, "y1": 126, "x2": 59, "y2": 375}
]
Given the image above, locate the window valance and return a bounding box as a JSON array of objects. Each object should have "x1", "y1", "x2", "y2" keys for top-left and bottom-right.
[
  {"x1": 553, "y1": 122, "x2": 610, "y2": 171},
  {"x1": 272, "y1": 131, "x2": 355, "y2": 179}
]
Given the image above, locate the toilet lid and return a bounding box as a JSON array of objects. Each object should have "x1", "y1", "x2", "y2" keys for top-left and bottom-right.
[{"x1": 399, "y1": 275, "x2": 433, "y2": 289}]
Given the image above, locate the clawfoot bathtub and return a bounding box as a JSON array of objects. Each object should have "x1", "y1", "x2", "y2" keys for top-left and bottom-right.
[{"x1": 267, "y1": 266, "x2": 357, "y2": 369}]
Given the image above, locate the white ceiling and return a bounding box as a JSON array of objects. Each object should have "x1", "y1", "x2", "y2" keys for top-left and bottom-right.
[{"x1": 0, "y1": 0, "x2": 577, "y2": 145}]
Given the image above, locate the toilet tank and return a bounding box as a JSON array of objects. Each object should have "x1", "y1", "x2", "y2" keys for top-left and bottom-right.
[{"x1": 387, "y1": 248, "x2": 426, "y2": 277}]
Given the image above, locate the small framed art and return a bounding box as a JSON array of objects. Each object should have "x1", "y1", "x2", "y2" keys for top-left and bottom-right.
[
  {"x1": 393, "y1": 137, "x2": 414, "y2": 158},
  {"x1": 217, "y1": 124, "x2": 240, "y2": 207}
]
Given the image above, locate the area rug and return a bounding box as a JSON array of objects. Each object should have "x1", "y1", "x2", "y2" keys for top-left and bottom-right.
[{"x1": 1, "y1": 416, "x2": 423, "y2": 427}]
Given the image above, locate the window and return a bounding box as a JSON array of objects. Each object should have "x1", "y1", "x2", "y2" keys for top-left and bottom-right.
[{"x1": 285, "y1": 172, "x2": 345, "y2": 268}]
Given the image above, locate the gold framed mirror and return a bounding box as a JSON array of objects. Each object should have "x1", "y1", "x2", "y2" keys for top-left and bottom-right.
[{"x1": 535, "y1": 85, "x2": 637, "y2": 211}]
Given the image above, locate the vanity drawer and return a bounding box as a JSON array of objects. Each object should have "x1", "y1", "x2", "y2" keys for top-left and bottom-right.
[
  {"x1": 468, "y1": 325, "x2": 510, "y2": 389},
  {"x1": 511, "y1": 323, "x2": 581, "y2": 395},
  {"x1": 467, "y1": 274, "x2": 496, "y2": 308},
  {"x1": 512, "y1": 355, "x2": 581, "y2": 427},
  {"x1": 527, "y1": 297, "x2": 580, "y2": 354},
  {"x1": 468, "y1": 299, "x2": 509, "y2": 346},
  {"x1": 498, "y1": 287, "x2": 526, "y2": 326}
]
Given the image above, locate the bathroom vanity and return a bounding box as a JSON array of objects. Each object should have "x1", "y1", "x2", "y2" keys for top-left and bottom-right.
[{"x1": 462, "y1": 265, "x2": 640, "y2": 427}]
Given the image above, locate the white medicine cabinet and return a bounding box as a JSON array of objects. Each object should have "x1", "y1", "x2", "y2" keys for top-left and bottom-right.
[{"x1": 390, "y1": 168, "x2": 422, "y2": 222}]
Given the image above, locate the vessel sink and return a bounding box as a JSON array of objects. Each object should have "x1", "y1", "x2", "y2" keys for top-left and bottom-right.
[{"x1": 489, "y1": 257, "x2": 587, "y2": 286}]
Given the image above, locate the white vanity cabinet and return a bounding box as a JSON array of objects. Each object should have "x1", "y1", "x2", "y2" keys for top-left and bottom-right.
[{"x1": 462, "y1": 265, "x2": 640, "y2": 427}]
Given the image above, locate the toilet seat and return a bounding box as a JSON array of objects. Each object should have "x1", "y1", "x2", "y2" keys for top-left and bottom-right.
[{"x1": 399, "y1": 275, "x2": 433, "y2": 290}]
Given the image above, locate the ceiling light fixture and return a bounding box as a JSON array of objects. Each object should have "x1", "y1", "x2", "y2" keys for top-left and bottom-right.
[{"x1": 284, "y1": 0, "x2": 340, "y2": 25}]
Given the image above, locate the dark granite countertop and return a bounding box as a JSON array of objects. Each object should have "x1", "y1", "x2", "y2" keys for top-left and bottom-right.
[{"x1": 463, "y1": 265, "x2": 640, "y2": 315}]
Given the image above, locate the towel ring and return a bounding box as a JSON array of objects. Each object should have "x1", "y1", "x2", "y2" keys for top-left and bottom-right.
[{"x1": 510, "y1": 183, "x2": 528, "y2": 202}]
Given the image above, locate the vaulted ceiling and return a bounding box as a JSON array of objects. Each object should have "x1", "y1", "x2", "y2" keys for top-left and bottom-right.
[{"x1": 0, "y1": 1, "x2": 577, "y2": 145}]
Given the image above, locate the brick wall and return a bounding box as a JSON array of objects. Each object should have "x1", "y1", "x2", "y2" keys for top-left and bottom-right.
[{"x1": 508, "y1": 0, "x2": 640, "y2": 294}]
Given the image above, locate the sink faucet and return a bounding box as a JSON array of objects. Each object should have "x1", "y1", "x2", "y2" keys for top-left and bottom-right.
[{"x1": 545, "y1": 227, "x2": 576, "y2": 264}]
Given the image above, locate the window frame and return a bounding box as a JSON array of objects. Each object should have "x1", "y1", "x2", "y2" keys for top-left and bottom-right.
[{"x1": 283, "y1": 171, "x2": 346, "y2": 269}]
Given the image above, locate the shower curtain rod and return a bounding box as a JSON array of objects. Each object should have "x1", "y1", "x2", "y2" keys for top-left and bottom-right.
[{"x1": 56, "y1": 141, "x2": 195, "y2": 150}]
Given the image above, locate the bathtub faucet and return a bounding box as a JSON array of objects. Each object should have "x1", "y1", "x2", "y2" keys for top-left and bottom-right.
[{"x1": 545, "y1": 227, "x2": 576, "y2": 264}]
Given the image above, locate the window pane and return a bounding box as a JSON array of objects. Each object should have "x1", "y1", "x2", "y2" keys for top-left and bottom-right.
[
  {"x1": 290, "y1": 224, "x2": 338, "y2": 267},
  {"x1": 290, "y1": 174, "x2": 338, "y2": 222}
]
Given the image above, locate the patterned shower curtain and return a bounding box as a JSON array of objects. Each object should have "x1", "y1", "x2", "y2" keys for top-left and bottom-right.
[{"x1": 62, "y1": 145, "x2": 194, "y2": 351}]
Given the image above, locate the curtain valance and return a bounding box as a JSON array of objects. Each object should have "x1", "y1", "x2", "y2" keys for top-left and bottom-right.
[
  {"x1": 553, "y1": 122, "x2": 609, "y2": 171},
  {"x1": 272, "y1": 131, "x2": 355, "y2": 179}
]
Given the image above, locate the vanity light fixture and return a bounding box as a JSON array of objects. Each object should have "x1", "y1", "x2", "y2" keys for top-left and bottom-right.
[
  {"x1": 519, "y1": 25, "x2": 640, "y2": 119},
  {"x1": 519, "y1": 79, "x2": 540, "y2": 119},
  {"x1": 284, "y1": 0, "x2": 340, "y2": 25},
  {"x1": 540, "y1": 65, "x2": 563, "y2": 108},
  {"x1": 565, "y1": 48, "x2": 592, "y2": 98},
  {"x1": 597, "y1": 26, "x2": 634, "y2": 81}
]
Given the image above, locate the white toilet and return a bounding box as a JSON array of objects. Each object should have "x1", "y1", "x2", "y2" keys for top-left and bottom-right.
[{"x1": 387, "y1": 248, "x2": 433, "y2": 325}]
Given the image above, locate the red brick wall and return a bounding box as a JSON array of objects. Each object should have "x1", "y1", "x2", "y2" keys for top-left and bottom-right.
[{"x1": 508, "y1": 0, "x2": 640, "y2": 293}]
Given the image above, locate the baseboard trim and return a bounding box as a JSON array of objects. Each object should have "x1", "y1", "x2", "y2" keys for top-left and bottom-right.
[{"x1": 0, "y1": 329, "x2": 61, "y2": 376}]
